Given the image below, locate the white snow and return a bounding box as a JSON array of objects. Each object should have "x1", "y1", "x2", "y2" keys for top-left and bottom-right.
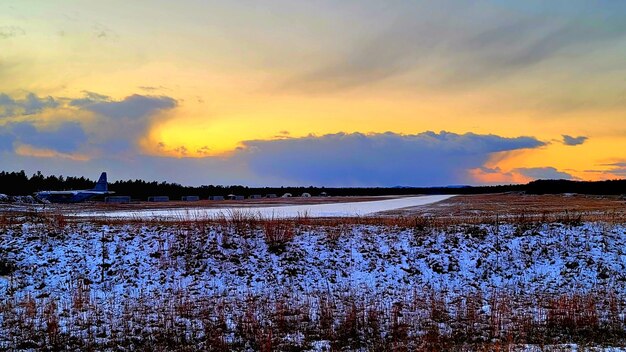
[
  {"x1": 71, "y1": 194, "x2": 454, "y2": 219},
  {"x1": 3, "y1": 221, "x2": 626, "y2": 301},
  {"x1": 2, "y1": 219, "x2": 626, "y2": 348}
]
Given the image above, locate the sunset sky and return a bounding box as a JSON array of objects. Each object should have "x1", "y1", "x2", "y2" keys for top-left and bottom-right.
[{"x1": 1, "y1": 1, "x2": 626, "y2": 186}]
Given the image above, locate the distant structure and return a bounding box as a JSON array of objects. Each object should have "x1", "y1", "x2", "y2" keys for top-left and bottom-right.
[
  {"x1": 181, "y1": 196, "x2": 200, "y2": 201},
  {"x1": 105, "y1": 196, "x2": 131, "y2": 204},
  {"x1": 281, "y1": 193, "x2": 292, "y2": 198},
  {"x1": 300, "y1": 193, "x2": 312, "y2": 198},
  {"x1": 319, "y1": 192, "x2": 328, "y2": 197},
  {"x1": 265, "y1": 194, "x2": 277, "y2": 198},
  {"x1": 227, "y1": 194, "x2": 244, "y2": 200},
  {"x1": 148, "y1": 196, "x2": 169, "y2": 202},
  {"x1": 209, "y1": 195, "x2": 225, "y2": 201},
  {"x1": 249, "y1": 194, "x2": 262, "y2": 199},
  {"x1": 35, "y1": 172, "x2": 112, "y2": 203}
]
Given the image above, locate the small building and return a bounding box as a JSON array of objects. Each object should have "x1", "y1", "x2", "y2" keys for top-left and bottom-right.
[
  {"x1": 148, "y1": 196, "x2": 169, "y2": 202},
  {"x1": 249, "y1": 194, "x2": 262, "y2": 199},
  {"x1": 281, "y1": 193, "x2": 293, "y2": 198},
  {"x1": 301, "y1": 193, "x2": 312, "y2": 198},
  {"x1": 105, "y1": 196, "x2": 131, "y2": 204},
  {"x1": 181, "y1": 195, "x2": 200, "y2": 201},
  {"x1": 227, "y1": 194, "x2": 245, "y2": 200},
  {"x1": 319, "y1": 192, "x2": 328, "y2": 197},
  {"x1": 265, "y1": 194, "x2": 277, "y2": 198},
  {"x1": 209, "y1": 195, "x2": 225, "y2": 201}
]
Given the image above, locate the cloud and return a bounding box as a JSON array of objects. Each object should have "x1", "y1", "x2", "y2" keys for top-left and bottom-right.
[
  {"x1": 278, "y1": 1, "x2": 626, "y2": 113},
  {"x1": 0, "y1": 26, "x2": 25, "y2": 39},
  {"x1": 0, "y1": 130, "x2": 15, "y2": 151},
  {"x1": 0, "y1": 122, "x2": 87, "y2": 154},
  {"x1": 92, "y1": 23, "x2": 118, "y2": 40},
  {"x1": 0, "y1": 91, "x2": 178, "y2": 158},
  {"x1": 598, "y1": 162, "x2": 626, "y2": 178},
  {"x1": 68, "y1": 91, "x2": 110, "y2": 107},
  {"x1": 469, "y1": 166, "x2": 527, "y2": 184},
  {"x1": 237, "y1": 131, "x2": 545, "y2": 186},
  {"x1": 10, "y1": 122, "x2": 87, "y2": 153},
  {"x1": 14, "y1": 144, "x2": 90, "y2": 161},
  {"x1": 0, "y1": 127, "x2": 545, "y2": 186},
  {"x1": 0, "y1": 93, "x2": 59, "y2": 118},
  {"x1": 513, "y1": 167, "x2": 574, "y2": 180},
  {"x1": 71, "y1": 94, "x2": 176, "y2": 119},
  {"x1": 70, "y1": 93, "x2": 178, "y2": 153},
  {"x1": 605, "y1": 162, "x2": 626, "y2": 168},
  {"x1": 562, "y1": 135, "x2": 588, "y2": 146}
]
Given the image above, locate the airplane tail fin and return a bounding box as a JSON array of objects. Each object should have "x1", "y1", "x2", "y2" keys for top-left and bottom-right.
[{"x1": 93, "y1": 172, "x2": 108, "y2": 192}]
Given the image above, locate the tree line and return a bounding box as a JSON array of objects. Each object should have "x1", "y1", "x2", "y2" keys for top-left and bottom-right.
[{"x1": 1, "y1": 170, "x2": 625, "y2": 200}]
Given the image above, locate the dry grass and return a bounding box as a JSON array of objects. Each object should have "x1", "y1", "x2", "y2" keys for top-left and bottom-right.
[
  {"x1": 261, "y1": 216, "x2": 296, "y2": 253},
  {"x1": 383, "y1": 193, "x2": 626, "y2": 224},
  {"x1": 5, "y1": 193, "x2": 626, "y2": 229},
  {"x1": 0, "y1": 288, "x2": 625, "y2": 350},
  {"x1": 3, "y1": 194, "x2": 626, "y2": 349}
]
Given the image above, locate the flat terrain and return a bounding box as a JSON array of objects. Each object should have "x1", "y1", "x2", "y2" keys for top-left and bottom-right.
[
  {"x1": 382, "y1": 193, "x2": 626, "y2": 223},
  {"x1": 2, "y1": 193, "x2": 626, "y2": 350},
  {"x1": 4, "y1": 193, "x2": 626, "y2": 221},
  {"x1": 70, "y1": 195, "x2": 454, "y2": 219}
]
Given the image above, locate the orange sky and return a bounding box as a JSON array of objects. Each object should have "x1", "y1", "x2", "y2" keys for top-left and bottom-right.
[{"x1": 1, "y1": 1, "x2": 626, "y2": 185}]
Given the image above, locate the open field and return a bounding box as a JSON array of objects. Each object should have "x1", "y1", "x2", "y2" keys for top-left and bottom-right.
[
  {"x1": 382, "y1": 193, "x2": 626, "y2": 224},
  {"x1": 1, "y1": 194, "x2": 626, "y2": 350}
]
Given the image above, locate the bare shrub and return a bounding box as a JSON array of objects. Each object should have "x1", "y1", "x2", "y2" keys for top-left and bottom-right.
[
  {"x1": 227, "y1": 209, "x2": 259, "y2": 238},
  {"x1": 261, "y1": 216, "x2": 295, "y2": 253}
]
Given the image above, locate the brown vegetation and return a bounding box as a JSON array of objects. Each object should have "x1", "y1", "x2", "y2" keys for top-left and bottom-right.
[{"x1": 0, "y1": 288, "x2": 625, "y2": 350}]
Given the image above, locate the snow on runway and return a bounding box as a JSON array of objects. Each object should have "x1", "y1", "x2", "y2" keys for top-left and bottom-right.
[{"x1": 74, "y1": 195, "x2": 454, "y2": 219}]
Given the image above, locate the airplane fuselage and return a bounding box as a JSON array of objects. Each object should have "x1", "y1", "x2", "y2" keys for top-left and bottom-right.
[
  {"x1": 36, "y1": 190, "x2": 108, "y2": 203},
  {"x1": 35, "y1": 172, "x2": 111, "y2": 203}
]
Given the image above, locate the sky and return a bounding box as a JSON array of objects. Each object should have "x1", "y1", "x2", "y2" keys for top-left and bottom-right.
[{"x1": 1, "y1": 0, "x2": 626, "y2": 186}]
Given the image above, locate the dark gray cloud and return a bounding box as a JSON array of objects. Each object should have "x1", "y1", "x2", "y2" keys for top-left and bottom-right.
[
  {"x1": 514, "y1": 167, "x2": 574, "y2": 180},
  {"x1": 600, "y1": 162, "x2": 626, "y2": 178},
  {"x1": 0, "y1": 121, "x2": 87, "y2": 153},
  {"x1": 0, "y1": 131, "x2": 15, "y2": 151},
  {"x1": 609, "y1": 169, "x2": 626, "y2": 177},
  {"x1": 23, "y1": 93, "x2": 59, "y2": 115},
  {"x1": 609, "y1": 168, "x2": 626, "y2": 177},
  {"x1": 10, "y1": 122, "x2": 87, "y2": 153},
  {"x1": 0, "y1": 93, "x2": 59, "y2": 118},
  {"x1": 562, "y1": 135, "x2": 588, "y2": 146},
  {"x1": 606, "y1": 162, "x2": 626, "y2": 168},
  {"x1": 237, "y1": 131, "x2": 545, "y2": 186},
  {"x1": 0, "y1": 127, "x2": 546, "y2": 186},
  {"x1": 71, "y1": 93, "x2": 176, "y2": 119},
  {"x1": 68, "y1": 91, "x2": 110, "y2": 107}
]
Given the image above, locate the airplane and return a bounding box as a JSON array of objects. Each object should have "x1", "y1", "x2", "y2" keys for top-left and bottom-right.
[{"x1": 35, "y1": 172, "x2": 114, "y2": 203}]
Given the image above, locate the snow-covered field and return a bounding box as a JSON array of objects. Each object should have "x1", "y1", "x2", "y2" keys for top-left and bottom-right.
[
  {"x1": 71, "y1": 194, "x2": 454, "y2": 219},
  {"x1": 1, "y1": 214, "x2": 626, "y2": 350},
  {"x1": 5, "y1": 221, "x2": 626, "y2": 298}
]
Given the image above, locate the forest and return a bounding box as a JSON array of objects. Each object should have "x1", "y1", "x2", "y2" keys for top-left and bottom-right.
[{"x1": 1, "y1": 170, "x2": 626, "y2": 199}]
